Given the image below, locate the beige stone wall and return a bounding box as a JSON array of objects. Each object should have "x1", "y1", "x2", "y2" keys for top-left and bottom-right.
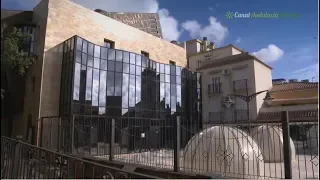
[
  {"x1": 253, "y1": 61, "x2": 273, "y2": 115},
  {"x1": 19, "y1": 0, "x2": 49, "y2": 144},
  {"x1": 44, "y1": 0, "x2": 187, "y2": 66},
  {"x1": 200, "y1": 60, "x2": 262, "y2": 123},
  {"x1": 188, "y1": 46, "x2": 241, "y2": 72},
  {"x1": 39, "y1": 44, "x2": 64, "y2": 117}
]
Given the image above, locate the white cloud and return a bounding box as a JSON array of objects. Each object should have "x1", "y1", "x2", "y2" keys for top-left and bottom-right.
[
  {"x1": 235, "y1": 37, "x2": 241, "y2": 43},
  {"x1": 157, "y1": 9, "x2": 181, "y2": 41},
  {"x1": 292, "y1": 63, "x2": 319, "y2": 81},
  {"x1": 252, "y1": 44, "x2": 284, "y2": 63},
  {"x1": 208, "y1": 6, "x2": 214, "y2": 11},
  {"x1": 181, "y1": 16, "x2": 228, "y2": 46}
]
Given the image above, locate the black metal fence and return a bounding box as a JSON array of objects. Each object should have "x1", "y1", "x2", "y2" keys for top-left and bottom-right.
[
  {"x1": 38, "y1": 112, "x2": 319, "y2": 179},
  {"x1": 1, "y1": 136, "x2": 159, "y2": 179}
]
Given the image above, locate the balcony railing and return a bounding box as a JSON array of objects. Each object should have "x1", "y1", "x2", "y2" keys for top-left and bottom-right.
[
  {"x1": 233, "y1": 110, "x2": 249, "y2": 122},
  {"x1": 233, "y1": 79, "x2": 248, "y2": 92},
  {"x1": 208, "y1": 112, "x2": 224, "y2": 123},
  {"x1": 208, "y1": 83, "x2": 221, "y2": 95}
]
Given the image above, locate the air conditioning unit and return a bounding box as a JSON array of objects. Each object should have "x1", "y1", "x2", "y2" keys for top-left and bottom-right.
[{"x1": 222, "y1": 69, "x2": 230, "y2": 75}]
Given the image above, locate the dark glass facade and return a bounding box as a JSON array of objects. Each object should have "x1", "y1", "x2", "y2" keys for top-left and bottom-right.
[{"x1": 59, "y1": 36, "x2": 202, "y2": 152}]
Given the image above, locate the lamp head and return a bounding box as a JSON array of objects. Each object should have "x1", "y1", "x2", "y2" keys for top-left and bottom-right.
[
  {"x1": 263, "y1": 91, "x2": 274, "y2": 105},
  {"x1": 222, "y1": 96, "x2": 235, "y2": 108}
]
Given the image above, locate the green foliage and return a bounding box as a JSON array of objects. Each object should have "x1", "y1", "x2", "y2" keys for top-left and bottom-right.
[{"x1": 1, "y1": 24, "x2": 35, "y2": 99}]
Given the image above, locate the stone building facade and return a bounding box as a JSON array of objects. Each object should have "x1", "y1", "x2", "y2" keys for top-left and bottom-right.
[{"x1": 1, "y1": 0, "x2": 199, "y2": 147}]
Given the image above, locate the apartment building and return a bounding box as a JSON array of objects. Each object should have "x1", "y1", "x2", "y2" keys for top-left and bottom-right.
[{"x1": 196, "y1": 52, "x2": 273, "y2": 124}]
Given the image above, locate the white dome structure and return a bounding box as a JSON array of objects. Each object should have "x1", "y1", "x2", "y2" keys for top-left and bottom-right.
[
  {"x1": 182, "y1": 126, "x2": 264, "y2": 178},
  {"x1": 306, "y1": 125, "x2": 318, "y2": 151},
  {"x1": 251, "y1": 125, "x2": 296, "y2": 163}
]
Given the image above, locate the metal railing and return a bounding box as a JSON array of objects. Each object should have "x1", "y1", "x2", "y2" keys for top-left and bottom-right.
[
  {"x1": 233, "y1": 79, "x2": 248, "y2": 92},
  {"x1": 208, "y1": 83, "x2": 221, "y2": 95},
  {"x1": 37, "y1": 112, "x2": 319, "y2": 179},
  {"x1": 1, "y1": 136, "x2": 159, "y2": 179}
]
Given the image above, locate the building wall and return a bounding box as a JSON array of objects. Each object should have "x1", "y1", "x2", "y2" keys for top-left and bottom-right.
[
  {"x1": 44, "y1": 0, "x2": 187, "y2": 66},
  {"x1": 253, "y1": 60, "x2": 273, "y2": 115},
  {"x1": 13, "y1": 0, "x2": 50, "y2": 142},
  {"x1": 188, "y1": 46, "x2": 242, "y2": 72},
  {"x1": 186, "y1": 40, "x2": 203, "y2": 56},
  {"x1": 200, "y1": 60, "x2": 259, "y2": 123},
  {"x1": 95, "y1": 10, "x2": 163, "y2": 38}
]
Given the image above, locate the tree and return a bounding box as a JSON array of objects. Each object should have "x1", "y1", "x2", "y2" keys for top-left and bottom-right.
[
  {"x1": 1, "y1": 23, "x2": 35, "y2": 137},
  {"x1": 1, "y1": 24, "x2": 34, "y2": 98}
]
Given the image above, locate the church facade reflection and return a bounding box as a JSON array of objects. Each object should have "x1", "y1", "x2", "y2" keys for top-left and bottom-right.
[{"x1": 59, "y1": 36, "x2": 202, "y2": 152}]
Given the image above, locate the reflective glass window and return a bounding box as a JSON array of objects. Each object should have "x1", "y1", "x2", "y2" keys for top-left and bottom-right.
[
  {"x1": 82, "y1": 40, "x2": 88, "y2": 54},
  {"x1": 88, "y1": 42, "x2": 94, "y2": 56},
  {"x1": 165, "y1": 65, "x2": 170, "y2": 74},
  {"x1": 101, "y1": 47, "x2": 108, "y2": 59},
  {"x1": 73, "y1": 63, "x2": 81, "y2": 100},
  {"x1": 176, "y1": 76, "x2": 181, "y2": 84},
  {"x1": 94, "y1": 45, "x2": 100, "y2": 58},
  {"x1": 123, "y1": 52, "x2": 129, "y2": 63},
  {"x1": 87, "y1": 56, "x2": 93, "y2": 67},
  {"x1": 116, "y1": 50, "x2": 123, "y2": 62},
  {"x1": 136, "y1": 55, "x2": 141, "y2": 66},
  {"x1": 92, "y1": 69, "x2": 99, "y2": 106},
  {"x1": 81, "y1": 53, "x2": 87, "y2": 65},
  {"x1": 115, "y1": 62, "x2": 123, "y2": 72},
  {"x1": 130, "y1": 53, "x2": 135, "y2": 64},
  {"x1": 160, "y1": 64, "x2": 164, "y2": 73},
  {"x1": 108, "y1": 49, "x2": 115, "y2": 60},
  {"x1": 130, "y1": 64, "x2": 135, "y2": 75},
  {"x1": 86, "y1": 67, "x2": 93, "y2": 100},
  {"x1": 129, "y1": 74, "x2": 135, "y2": 107},
  {"x1": 107, "y1": 72, "x2": 115, "y2": 96},
  {"x1": 165, "y1": 75, "x2": 170, "y2": 83},
  {"x1": 141, "y1": 56, "x2": 147, "y2": 67},
  {"x1": 115, "y1": 73, "x2": 122, "y2": 96},
  {"x1": 136, "y1": 66, "x2": 141, "y2": 76},
  {"x1": 176, "y1": 85, "x2": 182, "y2": 109},
  {"x1": 160, "y1": 74, "x2": 165, "y2": 82},
  {"x1": 171, "y1": 84, "x2": 176, "y2": 112},
  {"x1": 135, "y1": 76, "x2": 141, "y2": 106},
  {"x1": 94, "y1": 57, "x2": 100, "y2": 69},
  {"x1": 76, "y1": 51, "x2": 81, "y2": 63},
  {"x1": 123, "y1": 63, "x2": 129, "y2": 73},
  {"x1": 176, "y1": 67, "x2": 181, "y2": 76},
  {"x1": 99, "y1": 71, "x2": 106, "y2": 106},
  {"x1": 100, "y1": 59, "x2": 108, "y2": 70},
  {"x1": 156, "y1": 63, "x2": 160, "y2": 73},
  {"x1": 122, "y1": 74, "x2": 129, "y2": 108},
  {"x1": 76, "y1": 37, "x2": 83, "y2": 51},
  {"x1": 160, "y1": 82, "x2": 165, "y2": 108},
  {"x1": 108, "y1": 61, "x2": 115, "y2": 71}
]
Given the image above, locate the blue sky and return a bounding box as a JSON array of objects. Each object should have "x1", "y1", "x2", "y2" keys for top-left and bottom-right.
[{"x1": 2, "y1": 0, "x2": 319, "y2": 81}]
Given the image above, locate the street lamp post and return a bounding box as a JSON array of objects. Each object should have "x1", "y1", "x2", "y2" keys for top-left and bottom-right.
[{"x1": 227, "y1": 90, "x2": 274, "y2": 131}]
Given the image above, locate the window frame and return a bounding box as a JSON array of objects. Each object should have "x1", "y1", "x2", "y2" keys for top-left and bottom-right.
[{"x1": 104, "y1": 39, "x2": 115, "y2": 49}]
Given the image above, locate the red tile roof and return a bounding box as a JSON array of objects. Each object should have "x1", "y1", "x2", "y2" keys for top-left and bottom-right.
[
  {"x1": 257, "y1": 110, "x2": 318, "y2": 122},
  {"x1": 270, "y1": 82, "x2": 318, "y2": 93}
]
